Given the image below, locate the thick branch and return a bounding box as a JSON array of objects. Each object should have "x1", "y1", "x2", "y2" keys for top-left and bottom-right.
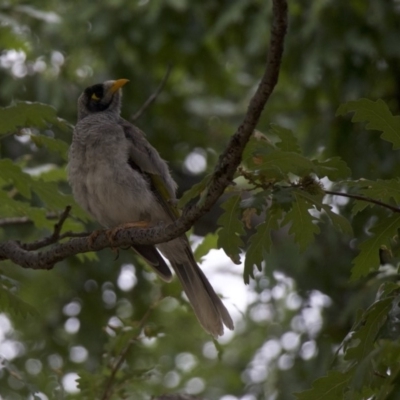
[{"x1": 0, "y1": 0, "x2": 288, "y2": 270}]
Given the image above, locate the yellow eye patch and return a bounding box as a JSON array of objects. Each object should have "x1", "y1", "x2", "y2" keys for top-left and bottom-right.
[{"x1": 91, "y1": 93, "x2": 100, "y2": 101}]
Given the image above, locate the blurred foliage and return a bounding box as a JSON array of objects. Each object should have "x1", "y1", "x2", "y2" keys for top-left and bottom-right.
[{"x1": 1, "y1": 0, "x2": 400, "y2": 399}]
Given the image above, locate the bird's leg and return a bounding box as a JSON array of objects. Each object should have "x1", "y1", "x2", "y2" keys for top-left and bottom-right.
[
  {"x1": 87, "y1": 222, "x2": 147, "y2": 252},
  {"x1": 88, "y1": 229, "x2": 120, "y2": 256},
  {"x1": 106, "y1": 221, "x2": 150, "y2": 244}
]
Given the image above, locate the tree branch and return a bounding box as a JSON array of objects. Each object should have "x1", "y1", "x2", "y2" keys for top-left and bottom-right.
[
  {"x1": 101, "y1": 298, "x2": 162, "y2": 400},
  {"x1": 0, "y1": 0, "x2": 288, "y2": 270},
  {"x1": 238, "y1": 168, "x2": 400, "y2": 215},
  {"x1": 325, "y1": 190, "x2": 400, "y2": 213},
  {"x1": 131, "y1": 64, "x2": 173, "y2": 122}
]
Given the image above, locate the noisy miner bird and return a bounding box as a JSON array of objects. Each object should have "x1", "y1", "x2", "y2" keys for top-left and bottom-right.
[{"x1": 67, "y1": 79, "x2": 234, "y2": 337}]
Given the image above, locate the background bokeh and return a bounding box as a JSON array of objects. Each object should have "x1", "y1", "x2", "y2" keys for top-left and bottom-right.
[{"x1": 0, "y1": 0, "x2": 399, "y2": 399}]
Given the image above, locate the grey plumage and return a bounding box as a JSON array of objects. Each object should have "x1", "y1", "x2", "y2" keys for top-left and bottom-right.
[{"x1": 67, "y1": 80, "x2": 234, "y2": 336}]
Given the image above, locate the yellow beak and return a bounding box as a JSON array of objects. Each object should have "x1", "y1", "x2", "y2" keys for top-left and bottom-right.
[{"x1": 109, "y1": 79, "x2": 129, "y2": 94}]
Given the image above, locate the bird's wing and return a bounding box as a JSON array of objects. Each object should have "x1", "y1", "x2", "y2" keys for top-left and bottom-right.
[
  {"x1": 118, "y1": 120, "x2": 176, "y2": 280},
  {"x1": 121, "y1": 120, "x2": 180, "y2": 221}
]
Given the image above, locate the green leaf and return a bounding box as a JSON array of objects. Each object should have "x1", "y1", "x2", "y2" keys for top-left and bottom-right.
[
  {"x1": 240, "y1": 190, "x2": 270, "y2": 214},
  {"x1": 217, "y1": 194, "x2": 245, "y2": 264},
  {"x1": 345, "y1": 298, "x2": 392, "y2": 361},
  {"x1": 77, "y1": 370, "x2": 103, "y2": 399},
  {"x1": 37, "y1": 166, "x2": 68, "y2": 182},
  {"x1": 194, "y1": 233, "x2": 218, "y2": 263},
  {"x1": 323, "y1": 206, "x2": 353, "y2": 236},
  {"x1": 0, "y1": 159, "x2": 90, "y2": 228},
  {"x1": 0, "y1": 190, "x2": 86, "y2": 232},
  {"x1": 353, "y1": 179, "x2": 400, "y2": 204},
  {"x1": 296, "y1": 190, "x2": 353, "y2": 236},
  {"x1": 295, "y1": 370, "x2": 349, "y2": 400},
  {"x1": 32, "y1": 180, "x2": 71, "y2": 209},
  {"x1": 178, "y1": 174, "x2": 212, "y2": 208},
  {"x1": 30, "y1": 135, "x2": 70, "y2": 160},
  {"x1": 270, "y1": 124, "x2": 301, "y2": 153},
  {"x1": 0, "y1": 191, "x2": 51, "y2": 229},
  {"x1": 352, "y1": 215, "x2": 400, "y2": 280},
  {"x1": 109, "y1": 328, "x2": 140, "y2": 356},
  {"x1": 282, "y1": 191, "x2": 320, "y2": 251},
  {"x1": 243, "y1": 134, "x2": 317, "y2": 180},
  {"x1": 377, "y1": 282, "x2": 400, "y2": 300},
  {"x1": 0, "y1": 283, "x2": 39, "y2": 318},
  {"x1": 76, "y1": 252, "x2": 99, "y2": 263},
  {"x1": 351, "y1": 199, "x2": 371, "y2": 216},
  {"x1": 0, "y1": 101, "x2": 60, "y2": 136},
  {"x1": 1, "y1": 358, "x2": 40, "y2": 396},
  {"x1": 32, "y1": 180, "x2": 90, "y2": 221},
  {"x1": 344, "y1": 387, "x2": 375, "y2": 400},
  {"x1": 244, "y1": 207, "x2": 281, "y2": 284},
  {"x1": 0, "y1": 159, "x2": 77, "y2": 212},
  {"x1": 258, "y1": 150, "x2": 314, "y2": 177},
  {"x1": 243, "y1": 132, "x2": 350, "y2": 181},
  {"x1": 0, "y1": 26, "x2": 28, "y2": 51},
  {"x1": 337, "y1": 98, "x2": 400, "y2": 149},
  {"x1": 347, "y1": 179, "x2": 400, "y2": 216},
  {"x1": 312, "y1": 157, "x2": 351, "y2": 180},
  {"x1": 242, "y1": 136, "x2": 274, "y2": 169},
  {"x1": 0, "y1": 159, "x2": 33, "y2": 198}
]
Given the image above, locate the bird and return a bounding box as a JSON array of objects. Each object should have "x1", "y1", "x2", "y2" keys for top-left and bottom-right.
[{"x1": 67, "y1": 79, "x2": 234, "y2": 337}]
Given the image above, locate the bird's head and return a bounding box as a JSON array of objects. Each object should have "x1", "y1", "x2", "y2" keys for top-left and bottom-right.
[{"x1": 77, "y1": 79, "x2": 129, "y2": 120}]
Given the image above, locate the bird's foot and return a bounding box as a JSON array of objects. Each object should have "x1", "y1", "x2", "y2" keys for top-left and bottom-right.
[
  {"x1": 88, "y1": 229, "x2": 104, "y2": 248},
  {"x1": 106, "y1": 221, "x2": 150, "y2": 244}
]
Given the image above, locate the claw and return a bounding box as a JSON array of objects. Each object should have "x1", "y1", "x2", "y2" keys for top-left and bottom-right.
[
  {"x1": 107, "y1": 221, "x2": 150, "y2": 245},
  {"x1": 112, "y1": 247, "x2": 120, "y2": 260},
  {"x1": 88, "y1": 229, "x2": 104, "y2": 248}
]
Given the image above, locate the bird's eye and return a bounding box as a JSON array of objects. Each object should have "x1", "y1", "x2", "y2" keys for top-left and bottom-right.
[{"x1": 91, "y1": 93, "x2": 100, "y2": 101}]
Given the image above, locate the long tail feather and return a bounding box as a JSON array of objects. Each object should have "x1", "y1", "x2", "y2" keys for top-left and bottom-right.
[
  {"x1": 173, "y1": 261, "x2": 233, "y2": 336},
  {"x1": 132, "y1": 244, "x2": 172, "y2": 281},
  {"x1": 171, "y1": 249, "x2": 234, "y2": 336}
]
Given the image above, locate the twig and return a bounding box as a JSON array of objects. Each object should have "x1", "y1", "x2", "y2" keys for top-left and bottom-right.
[
  {"x1": 101, "y1": 298, "x2": 163, "y2": 400},
  {"x1": 0, "y1": 213, "x2": 59, "y2": 227},
  {"x1": 238, "y1": 168, "x2": 400, "y2": 214},
  {"x1": 18, "y1": 206, "x2": 71, "y2": 252},
  {"x1": 131, "y1": 64, "x2": 173, "y2": 122},
  {"x1": 0, "y1": 0, "x2": 288, "y2": 270},
  {"x1": 325, "y1": 190, "x2": 400, "y2": 214}
]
